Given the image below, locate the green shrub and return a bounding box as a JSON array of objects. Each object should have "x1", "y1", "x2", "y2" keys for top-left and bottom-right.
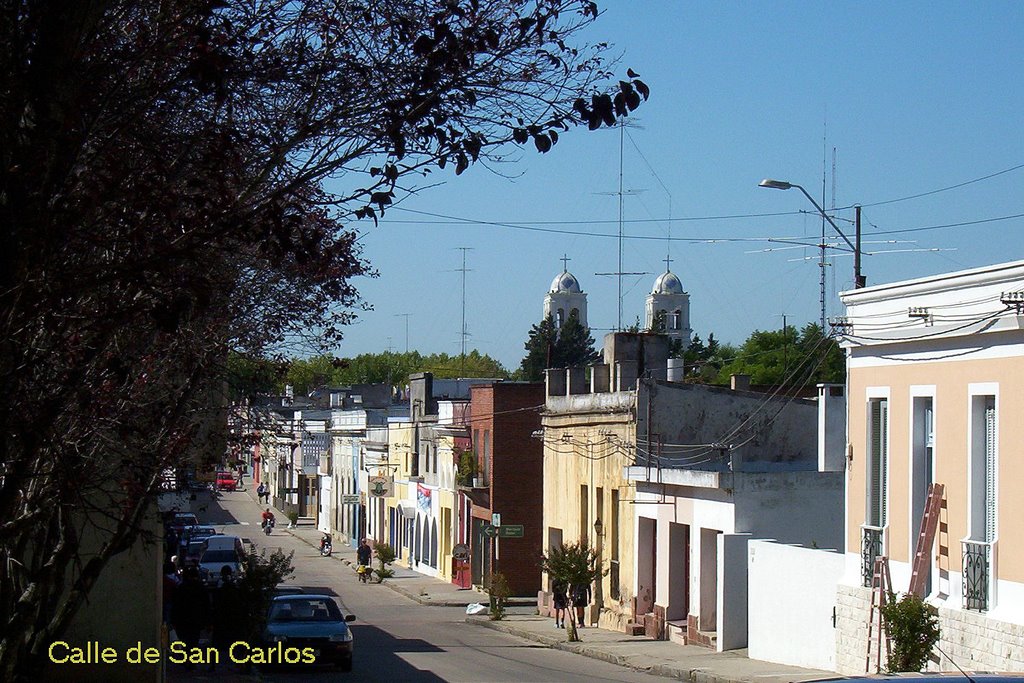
[
  {"x1": 487, "y1": 572, "x2": 510, "y2": 620},
  {"x1": 455, "y1": 448, "x2": 477, "y2": 487},
  {"x1": 880, "y1": 591, "x2": 940, "y2": 672},
  {"x1": 286, "y1": 510, "x2": 299, "y2": 526},
  {"x1": 235, "y1": 548, "x2": 295, "y2": 641},
  {"x1": 372, "y1": 542, "x2": 396, "y2": 582}
]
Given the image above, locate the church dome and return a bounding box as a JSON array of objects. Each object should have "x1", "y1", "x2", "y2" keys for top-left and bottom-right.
[
  {"x1": 550, "y1": 270, "x2": 582, "y2": 294},
  {"x1": 651, "y1": 271, "x2": 684, "y2": 295}
]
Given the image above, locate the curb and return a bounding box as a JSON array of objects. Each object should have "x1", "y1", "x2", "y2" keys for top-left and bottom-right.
[
  {"x1": 467, "y1": 617, "x2": 661, "y2": 677},
  {"x1": 281, "y1": 527, "x2": 507, "y2": 608}
]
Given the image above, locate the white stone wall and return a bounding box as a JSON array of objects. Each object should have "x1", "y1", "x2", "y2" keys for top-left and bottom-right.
[
  {"x1": 748, "y1": 541, "x2": 844, "y2": 671},
  {"x1": 835, "y1": 583, "x2": 1024, "y2": 674}
]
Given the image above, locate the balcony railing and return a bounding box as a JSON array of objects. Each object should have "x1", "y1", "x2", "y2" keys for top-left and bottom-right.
[
  {"x1": 861, "y1": 525, "x2": 884, "y2": 587},
  {"x1": 962, "y1": 540, "x2": 991, "y2": 612}
]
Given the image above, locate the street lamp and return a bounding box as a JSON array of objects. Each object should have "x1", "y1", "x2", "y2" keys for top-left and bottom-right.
[{"x1": 759, "y1": 178, "x2": 865, "y2": 289}]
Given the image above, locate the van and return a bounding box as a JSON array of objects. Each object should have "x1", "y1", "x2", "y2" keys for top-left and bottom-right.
[
  {"x1": 216, "y1": 471, "x2": 237, "y2": 491},
  {"x1": 205, "y1": 535, "x2": 245, "y2": 556}
]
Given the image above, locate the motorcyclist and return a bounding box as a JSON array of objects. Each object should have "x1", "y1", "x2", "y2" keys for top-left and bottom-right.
[
  {"x1": 319, "y1": 534, "x2": 332, "y2": 553},
  {"x1": 261, "y1": 508, "x2": 275, "y2": 530}
]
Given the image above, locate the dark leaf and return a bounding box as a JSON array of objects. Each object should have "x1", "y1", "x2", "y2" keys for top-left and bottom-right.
[
  {"x1": 534, "y1": 134, "x2": 551, "y2": 153},
  {"x1": 512, "y1": 128, "x2": 529, "y2": 144},
  {"x1": 635, "y1": 79, "x2": 650, "y2": 100},
  {"x1": 627, "y1": 68, "x2": 639, "y2": 78}
]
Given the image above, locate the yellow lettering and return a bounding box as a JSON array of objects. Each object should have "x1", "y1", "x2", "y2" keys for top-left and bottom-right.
[
  {"x1": 228, "y1": 641, "x2": 250, "y2": 664},
  {"x1": 300, "y1": 647, "x2": 316, "y2": 664},
  {"x1": 144, "y1": 647, "x2": 160, "y2": 664},
  {"x1": 100, "y1": 647, "x2": 117, "y2": 664},
  {"x1": 283, "y1": 647, "x2": 300, "y2": 665},
  {"x1": 48, "y1": 641, "x2": 69, "y2": 664},
  {"x1": 168, "y1": 641, "x2": 186, "y2": 664},
  {"x1": 248, "y1": 645, "x2": 266, "y2": 665},
  {"x1": 127, "y1": 643, "x2": 141, "y2": 664},
  {"x1": 69, "y1": 647, "x2": 85, "y2": 665}
]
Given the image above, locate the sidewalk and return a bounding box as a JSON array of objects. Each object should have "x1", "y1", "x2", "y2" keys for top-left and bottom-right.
[
  {"x1": 258, "y1": 491, "x2": 834, "y2": 682},
  {"x1": 468, "y1": 615, "x2": 834, "y2": 683}
]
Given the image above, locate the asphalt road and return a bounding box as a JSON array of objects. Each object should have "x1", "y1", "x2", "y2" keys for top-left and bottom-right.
[{"x1": 187, "y1": 489, "x2": 663, "y2": 683}]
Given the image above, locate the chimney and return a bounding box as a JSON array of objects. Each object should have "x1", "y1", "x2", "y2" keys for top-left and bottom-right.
[
  {"x1": 667, "y1": 358, "x2": 685, "y2": 382},
  {"x1": 730, "y1": 374, "x2": 750, "y2": 392}
]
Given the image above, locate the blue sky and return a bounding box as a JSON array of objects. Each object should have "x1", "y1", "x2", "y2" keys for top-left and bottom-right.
[{"x1": 333, "y1": 1, "x2": 1024, "y2": 371}]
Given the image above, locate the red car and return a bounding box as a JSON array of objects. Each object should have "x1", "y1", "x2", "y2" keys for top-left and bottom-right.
[{"x1": 216, "y1": 471, "x2": 237, "y2": 491}]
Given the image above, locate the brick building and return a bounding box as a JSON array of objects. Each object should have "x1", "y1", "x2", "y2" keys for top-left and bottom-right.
[{"x1": 467, "y1": 382, "x2": 545, "y2": 596}]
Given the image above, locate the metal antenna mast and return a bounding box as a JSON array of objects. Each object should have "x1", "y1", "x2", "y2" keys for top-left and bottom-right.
[
  {"x1": 455, "y1": 247, "x2": 473, "y2": 376},
  {"x1": 595, "y1": 119, "x2": 647, "y2": 330},
  {"x1": 394, "y1": 313, "x2": 411, "y2": 353}
]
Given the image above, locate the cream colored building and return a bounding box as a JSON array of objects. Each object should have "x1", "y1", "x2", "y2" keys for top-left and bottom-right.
[{"x1": 835, "y1": 259, "x2": 1024, "y2": 673}]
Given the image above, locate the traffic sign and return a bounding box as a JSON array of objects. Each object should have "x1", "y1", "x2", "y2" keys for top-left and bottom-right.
[
  {"x1": 453, "y1": 543, "x2": 470, "y2": 560},
  {"x1": 498, "y1": 524, "x2": 524, "y2": 538},
  {"x1": 482, "y1": 524, "x2": 498, "y2": 538},
  {"x1": 491, "y1": 513, "x2": 501, "y2": 527}
]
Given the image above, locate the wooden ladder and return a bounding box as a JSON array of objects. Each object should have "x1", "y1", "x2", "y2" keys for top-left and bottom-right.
[
  {"x1": 865, "y1": 555, "x2": 892, "y2": 674},
  {"x1": 909, "y1": 483, "x2": 946, "y2": 598}
]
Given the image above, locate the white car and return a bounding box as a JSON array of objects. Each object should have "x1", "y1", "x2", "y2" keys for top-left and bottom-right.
[{"x1": 198, "y1": 548, "x2": 243, "y2": 586}]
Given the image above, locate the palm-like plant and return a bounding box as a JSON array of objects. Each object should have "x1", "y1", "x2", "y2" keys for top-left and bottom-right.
[{"x1": 539, "y1": 541, "x2": 604, "y2": 641}]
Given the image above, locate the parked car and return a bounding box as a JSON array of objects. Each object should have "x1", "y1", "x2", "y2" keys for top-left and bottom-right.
[
  {"x1": 216, "y1": 471, "x2": 237, "y2": 491},
  {"x1": 204, "y1": 535, "x2": 245, "y2": 556},
  {"x1": 262, "y1": 595, "x2": 355, "y2": 670},
  {"x1": 178, "y1": 525, "x2": 218, "y2": 552},
  {"x1": 168, "y1": 513, "x2": 199, "y2": 537},
  {"x1": 181, "y1": 540, "x2": 208, "y2": 567},
  {"x1": 198, "y1": 548, "x2": 243, "y2": 586}
]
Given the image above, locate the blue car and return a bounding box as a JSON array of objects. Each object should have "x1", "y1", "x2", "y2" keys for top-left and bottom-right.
[{"x1": 263, "y1": 595, "x2": 356, "y2": 671}]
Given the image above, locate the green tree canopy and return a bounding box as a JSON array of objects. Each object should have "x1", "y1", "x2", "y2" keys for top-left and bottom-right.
[
  {"x1": 518, "y1": 312, "x2": 600, "y2": 381},
  {"x1": 715, "y1": 323, "x2": 843, "y2": 386},
  {"x1": 284, "y1": 351, "x2": 510, "y2": 395}
]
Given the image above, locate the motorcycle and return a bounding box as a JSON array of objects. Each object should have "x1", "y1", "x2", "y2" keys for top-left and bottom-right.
[
  {"x1": 319, "y1": 535, "x2": 332, "y2": 557},
  {"x1": 357, "y1": 563, "x2": 370, "y2": 583},
  {"x1": 261, "y1": 518, "x2": 275, "y2": 536}
]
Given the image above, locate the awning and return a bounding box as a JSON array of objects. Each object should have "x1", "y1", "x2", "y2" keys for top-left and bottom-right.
[{"x1": 397, "y1": 500, "x2": 417, "y2": 518}]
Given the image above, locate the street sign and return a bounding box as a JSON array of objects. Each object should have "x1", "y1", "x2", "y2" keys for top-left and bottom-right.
[
  {"x1": 491, "y1": 513, "x2": 501, "y2": 527},
  {"x1": 282, "y1": 487, "x2": 299, "y2": 494},
  {"x1": 482, "y1": 524, "x2": 498, "y2": 538},
  {"x1": 341, "y1": 494, "x2": 360, "y2": 505},
  {"x1": 498, "y1": 524, "x2": 524, "y2": 538},
  {"x1": 367, "y1": 476, "x2": 393, "y2": 497}
]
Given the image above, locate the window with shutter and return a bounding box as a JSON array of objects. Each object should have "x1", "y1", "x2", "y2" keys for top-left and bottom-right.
[
  {"x1": 867, "y1": 399, "x2": 888, "y2": 528},
  {"x1": 984, "y1": 398, "x2": 997, "y2": 544}
]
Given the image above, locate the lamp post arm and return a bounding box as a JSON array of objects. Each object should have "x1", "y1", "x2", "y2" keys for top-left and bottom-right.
[{"x1": 792, "y1": 184, "x2": 856, "y2": 253}]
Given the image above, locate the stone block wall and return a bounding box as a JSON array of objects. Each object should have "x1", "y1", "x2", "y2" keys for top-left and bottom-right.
[{"x1": 835, "y1": 584, "x2": 1024, "y2": 674}]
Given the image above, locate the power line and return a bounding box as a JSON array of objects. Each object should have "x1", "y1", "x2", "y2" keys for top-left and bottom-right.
[
  {"x1": 840, "y1": 161, "x2": 1024, "y2": 210},
  {"x1": 386, "y1": 206, "x2": 1024, "y2": 242}
]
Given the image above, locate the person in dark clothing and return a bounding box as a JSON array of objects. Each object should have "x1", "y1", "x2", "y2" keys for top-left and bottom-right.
[
  {"x1": 171, "y1": 567, "x2": 210, "y2": 668},
  {"x1": 356, "y1": 538, "x2": 372, "y2": 567},
  {"x1": 551, "y1": 579, "x2": 568, "y2": 629},
  {"x1": 209, "y1": 566, "x2": 245, "y2": 671},
  {"x1": 571, "y1": 582, "x2": 591, "y2": 628}
]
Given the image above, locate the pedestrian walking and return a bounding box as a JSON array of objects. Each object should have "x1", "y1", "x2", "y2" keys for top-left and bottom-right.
[
  {"x1": 571, "y1": 582, "x2": 591, "y2": 628},
  {"x1": 209, "y1": 566, "x2": 245, "y2": 671},
  {"x1": 552, "y1": 579, "x2": 568, "y2": 629},
  {"x1": 171, "y1": 567, "x2": 210, "y2": 669},
  {"x1": 256, "y1": 482, "x2": 267, "y2": 504}
]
